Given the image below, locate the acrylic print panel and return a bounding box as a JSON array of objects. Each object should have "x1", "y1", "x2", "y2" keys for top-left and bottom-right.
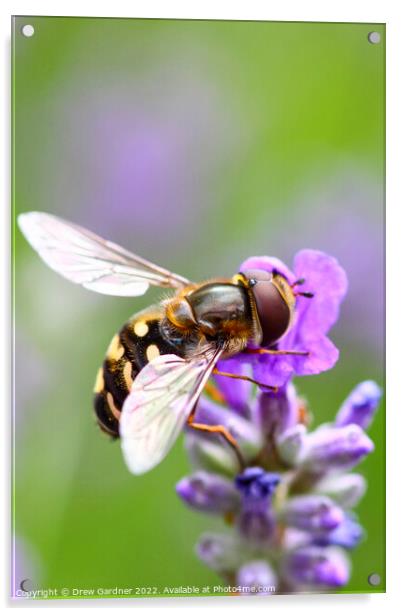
[{"x1": 12, "y1": 16, "x2": 385, "y2": 599}]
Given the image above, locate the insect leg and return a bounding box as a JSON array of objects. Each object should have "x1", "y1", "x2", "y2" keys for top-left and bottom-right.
[
  {"x1": 242, "y1": 348, "x2": 309, "y2": 357},
  {"x1": 203, "y1": 380, "x2": 226, "y2": 404},
  {"x1": 212, "y1": 369, "x2": 278, "y2": 392},
  {"x1": 187, "y1": 413, "x2": 246, "y2": 470}
]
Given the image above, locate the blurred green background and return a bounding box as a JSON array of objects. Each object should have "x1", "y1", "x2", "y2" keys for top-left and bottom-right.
[{"x1": 12, "y1": 17, "x2": 385, "y2": 597}]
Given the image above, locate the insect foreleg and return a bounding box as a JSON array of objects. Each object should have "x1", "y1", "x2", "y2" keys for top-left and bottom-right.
[{"x1": 242, "y1": 348, "x2": 309, "y2": 357}]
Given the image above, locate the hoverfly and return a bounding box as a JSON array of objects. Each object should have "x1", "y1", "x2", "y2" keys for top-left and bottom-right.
[{"x1": 18, "y1": 212, "x2": 312, "y2": 474}]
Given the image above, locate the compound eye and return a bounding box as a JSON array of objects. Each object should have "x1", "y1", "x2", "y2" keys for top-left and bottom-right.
[
  {"x1": 241, "y1": 269, "x2": 291, "y2": 347},
  {"x1": 253, "y1": 283, "x2": 291, "y2": 347}
]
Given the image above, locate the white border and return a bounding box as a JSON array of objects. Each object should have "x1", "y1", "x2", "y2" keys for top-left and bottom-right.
[{"x1": 2, "y1": 1, "x2": 401, "y2": 613}]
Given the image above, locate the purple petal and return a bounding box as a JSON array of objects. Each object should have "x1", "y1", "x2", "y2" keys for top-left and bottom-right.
[
  {"x1": 235, "y1": 467, "x2": 280, "y2": 500},
  {"x1": 335, "y1": 380, "x2": 382, "y2": 430},
  {"x1": 214, "y1": 357, "x2": 252, "y2": 415},
  {"x1": 239, "y1": 255, "x2": 295, "y2": 283},
  {"x1": 282, "y1": 546, "x2": 350, "y2": 588},
  {"x1": 278, "y1": 250, "x2": 347, "y2": 377},
  {"x1": 252, "y1": 352, "x2": 295, "y2": 388},
  {"x1": 292, "y1": 250, "x2": 348, "y2": 335},
  {"x1": 236, "y1": 560, "x2": 277, "y2": 595},
  {"x1": 250, "y1": 333, "x2": 340, "y2": 386},
  {"x1": 176, "y1": 471, "x2": 240, "y2": 514},
  {"x1": 287, "y1": 334, "x2": 340, "y2": 376}
]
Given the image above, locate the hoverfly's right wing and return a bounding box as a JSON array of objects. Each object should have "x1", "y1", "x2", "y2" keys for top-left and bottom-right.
[
  {"x1": 120, "y1": 349, "x2": 222, "y2": 474},
  {"x1": 18, "y1": 211, "x2": 190, "y2": 296}
]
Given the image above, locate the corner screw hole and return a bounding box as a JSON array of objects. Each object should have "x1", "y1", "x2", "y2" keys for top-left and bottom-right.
[
  {"x1": 368, "y1": 572, "x2": 381, "y2": 586},
  {"x1": 368, "y1": 32, "x2": 381, "y2": 44},
  {"x1": 21, "y1": 24, "x2": 35, "y2": 38}
]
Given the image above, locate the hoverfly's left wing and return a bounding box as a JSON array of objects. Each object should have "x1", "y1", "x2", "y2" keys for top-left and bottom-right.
[
  {"x1": 120, "y1": 349, "x2": 222, "y2": 474},
  {"x1": 18, "y1": 211, "x2": 189, "y2": 296}
]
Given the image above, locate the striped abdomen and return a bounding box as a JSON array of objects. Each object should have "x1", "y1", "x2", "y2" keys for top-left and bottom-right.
[{"x1": 93, "y1": 306, "x2": 182, "y2": 438}]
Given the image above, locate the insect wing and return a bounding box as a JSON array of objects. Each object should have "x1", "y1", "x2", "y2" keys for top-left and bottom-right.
[
  {"x1": 18, "y1": 211, "x2": 189, "y2": 296},
  {"x1": 120, "y1": 351, "x2": 221, "y2": 474}
]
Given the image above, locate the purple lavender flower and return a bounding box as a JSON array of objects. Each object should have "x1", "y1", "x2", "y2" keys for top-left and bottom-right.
[
  {"x1": 239, "y1": 250, "x2": 348, "y2": 387},
  {"x1": 178, "y1": 375, "x2": 381, "y2": 594},
  {"x1": 175, "y1": 253, "x2": 380, "y2": 595}
]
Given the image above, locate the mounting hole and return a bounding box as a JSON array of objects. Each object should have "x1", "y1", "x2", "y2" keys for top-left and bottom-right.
[
  {"x1": 368, "y1": 572, "x2": 381, "y2": 586},
  {"x1": 21, "y1": 24, "x2": 35, "y2": 38},
  {"x1": 368, "y1": 31, "x2": 381, "y2": 44}
]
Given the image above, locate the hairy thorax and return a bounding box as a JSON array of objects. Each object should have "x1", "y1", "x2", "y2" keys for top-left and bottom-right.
[{"x1": 162, "y1": 279, "x2": 256, "y2": 358}]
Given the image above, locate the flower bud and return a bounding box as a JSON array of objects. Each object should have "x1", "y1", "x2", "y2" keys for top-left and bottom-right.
[
  {"x1": 176, "y1": 471, "x2": 240, "y2": 514},
  {"x1": 195, "y1": 399, "x2": 263, "y2": 459},
  {"x1": 314, "y1": 473, "x2": 367, "y2": 508},
  {"x1": 196, "y1": 533, "x2": 246, "y2": 572},
  {"x1": 335, "y1": 380, "x2": 382, "y2": 430},
  {"x1": 281, "y1": 495, "x2": 344, "y2": 532},
  {"x1": 282, "y1": 546, "x2": 350, "y2": 588},
  {"x1": 252, "y1": 383, "x2": 299, "y2": 439},
  {"x1": 313, "y1": 516, "x2": 364, "y2": 549},
  {"x1": 184, "y1": 432, "x2": 238, "y2": 477},
  {"x1": 301, "y1": 424, "x2": 374, "y2": 472},
  {"x1": 236, "y1": 560, "x2": 277, "y2": 595},
  {"x1": 276, "y1": 424, "x2": 307, "y2": 466}
]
